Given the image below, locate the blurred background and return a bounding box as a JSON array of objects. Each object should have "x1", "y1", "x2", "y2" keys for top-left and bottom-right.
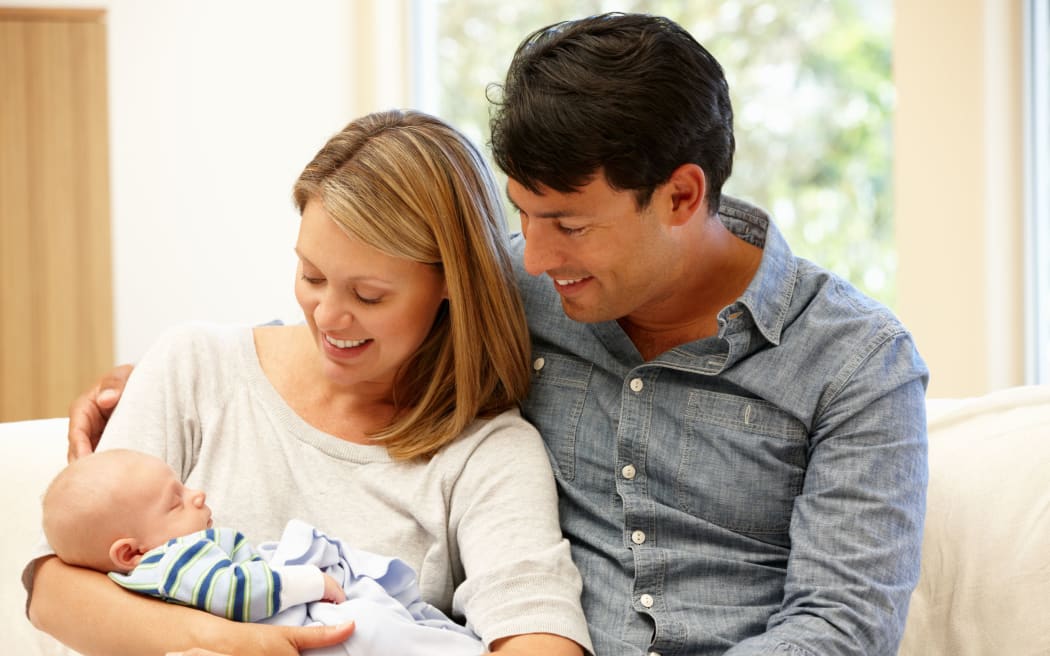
[{"x1": 1, "y1": 0, "x2": 1047, "y2": 420}]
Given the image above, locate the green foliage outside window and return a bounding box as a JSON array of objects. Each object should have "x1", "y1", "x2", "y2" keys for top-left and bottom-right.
[{"x1": 428, "y1": 0, "x2": 895, "y2": 306}]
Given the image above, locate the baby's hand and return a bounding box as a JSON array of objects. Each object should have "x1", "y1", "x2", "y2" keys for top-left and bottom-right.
[{"x1": 321, "y1": 573, "x2": 346, "y2": 604}]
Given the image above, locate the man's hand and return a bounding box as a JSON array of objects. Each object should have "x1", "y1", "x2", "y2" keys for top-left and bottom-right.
[{"x1": 67, "y1": 364, "x2": 133, "y2": 462}]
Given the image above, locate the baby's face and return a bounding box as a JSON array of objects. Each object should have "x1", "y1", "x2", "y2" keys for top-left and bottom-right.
[{"x1": 124, "y1": 454, "x2": 213, "y2": 550}]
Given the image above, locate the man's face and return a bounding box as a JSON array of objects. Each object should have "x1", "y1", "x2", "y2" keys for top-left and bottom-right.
[{"x1": 508, "y1": 173, "x2": 678, "y2": 324}]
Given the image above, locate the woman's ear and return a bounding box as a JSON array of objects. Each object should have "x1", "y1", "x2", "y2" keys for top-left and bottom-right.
[
  {"x1": 663, "y1": 163, "x2": 707, "y2": 226},
  {"x1": 109, "y1": 538, "x2": 144, "y2": 573}
]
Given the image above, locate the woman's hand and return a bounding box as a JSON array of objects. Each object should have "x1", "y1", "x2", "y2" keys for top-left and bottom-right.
[
  {"x1": 162, "y1": 622, "x2": 355, "y2": 656},
  {"x1": 67, "y1": 364, "x2": 133, "y2": 461}
]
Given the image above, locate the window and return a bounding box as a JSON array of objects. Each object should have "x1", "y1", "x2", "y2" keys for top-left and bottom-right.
[
  {"x1": 1026, "y1": 0, "x2": 1049, "y2": 383},
  {"x1": 415, "y1": 0, "x2": 895, "y2": 307}
]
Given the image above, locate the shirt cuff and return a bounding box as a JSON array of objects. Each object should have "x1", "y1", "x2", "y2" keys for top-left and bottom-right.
[{"x1": 273, "y1": 564, "x2": 326, "y2": 609}]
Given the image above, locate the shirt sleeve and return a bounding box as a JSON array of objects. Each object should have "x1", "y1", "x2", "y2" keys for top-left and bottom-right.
[
  {"x1": 109, "y1": 527, "x2": 300, "y2": 622},
  {"x1": 725, "y1": 329, "x2": 928, "y2": 656}
]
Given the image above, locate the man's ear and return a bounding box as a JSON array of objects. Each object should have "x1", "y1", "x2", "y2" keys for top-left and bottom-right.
[
  {"x1": 663, "y1": 163, "x2": 707, "y2": 226},
  {"x1": 109, "y1": 538, "x2": 144, "y2": 573}
]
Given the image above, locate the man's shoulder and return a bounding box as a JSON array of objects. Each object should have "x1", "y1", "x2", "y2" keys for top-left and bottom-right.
[{"x1": 792, "y1": 259, "x2": 909, "y2": 342}]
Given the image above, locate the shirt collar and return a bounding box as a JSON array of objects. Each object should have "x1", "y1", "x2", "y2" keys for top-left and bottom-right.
[{"x1": 716, "y1": 196, "x2": 798, "y2": 348}]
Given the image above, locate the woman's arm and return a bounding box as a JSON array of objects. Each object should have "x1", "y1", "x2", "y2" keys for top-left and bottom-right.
[
  {"x1": 449, "y1": 414, "x2": 593, "y2": 653},
  {"x1": 489, "y1": 633, "x2": 584, "y2": 655},
  {"x1": 28, "y1": 556, "x2": 353, "y2": 656}
]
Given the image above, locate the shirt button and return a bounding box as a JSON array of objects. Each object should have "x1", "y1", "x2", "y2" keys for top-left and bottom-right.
[
  {"x1": 621, "y1": 464, "x2": 636, "y2": 480},
  {"x1": 532, "y1": 357, "x2": 545, "y2": 371},
  {"x1": 631, "y1": 530, "x2": 646, "y2": 545},
  {"x1": 629, "y1": 377, "x2": 644, "y2": 392},
  {"x1": 639, "y1": 593, "x2": 654, "y2": 608}
]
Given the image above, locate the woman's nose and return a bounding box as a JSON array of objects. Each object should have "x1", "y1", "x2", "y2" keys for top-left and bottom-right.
[{"x1": 315, "y1": 292, "x2": 353, "y2": 330}]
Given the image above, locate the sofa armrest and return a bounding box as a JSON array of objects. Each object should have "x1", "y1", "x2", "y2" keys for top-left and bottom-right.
[
  {"x1": 0, "y1": 417, "x2": 83, "y2": 656},
  {"x1": 899, "y1": 385, "x2": 1050, "y2": 656}
]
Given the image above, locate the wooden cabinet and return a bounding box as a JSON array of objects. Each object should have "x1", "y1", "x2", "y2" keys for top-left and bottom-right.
[{"x1": 1, "y1": 9, "x2": 113, "y2": 421}]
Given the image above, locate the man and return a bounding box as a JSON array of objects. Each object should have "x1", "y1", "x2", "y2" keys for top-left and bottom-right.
[{"x1": 64, "y1": 13, "x2": 928, "y2": 656}]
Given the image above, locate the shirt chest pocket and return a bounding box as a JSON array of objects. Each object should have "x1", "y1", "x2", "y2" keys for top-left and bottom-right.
[
  {"x1": 674, "y1": 389, "x2": 808, "y2": 542},
  {"x1": 520, "y1": 352, "x2": 592, "y2": 481}
]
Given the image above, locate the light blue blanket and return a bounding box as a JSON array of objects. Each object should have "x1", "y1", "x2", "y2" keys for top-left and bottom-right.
[{"x1": 259, "y1": 519, "x2": 484, "y2": 656}]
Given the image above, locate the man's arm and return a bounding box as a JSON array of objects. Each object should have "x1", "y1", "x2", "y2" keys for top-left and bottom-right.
[
  {"x1": 29, "y1": 556, "x2": 353, "y2": 656},
  {"x1": 726, "y1": 336, "x2": 928, "y2": 655},
  {"x1": 67, "y1": 364, "x2": 132, "y2": 461}
]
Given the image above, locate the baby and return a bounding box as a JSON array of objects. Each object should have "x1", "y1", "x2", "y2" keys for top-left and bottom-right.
[
  {"x1": 42, "y1": 448, "x2": 346, "y2": 618},
  {"x1": 41, "y1": 449, "x2": 484, "y2": 655}
]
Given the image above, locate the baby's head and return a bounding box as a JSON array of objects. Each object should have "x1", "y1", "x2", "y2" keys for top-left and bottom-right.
[{"x1": 42, "y1": 449, "x2": 212, "y2": 573}]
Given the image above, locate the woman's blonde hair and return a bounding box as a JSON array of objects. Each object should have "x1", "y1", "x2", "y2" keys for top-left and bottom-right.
[{"x1": 293, "y1": 110, "x2": 531, "y2": 459}]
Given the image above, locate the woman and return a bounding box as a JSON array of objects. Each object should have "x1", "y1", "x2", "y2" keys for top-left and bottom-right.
[{"x1": 27, "y1": 110, "x2": 591, "y2": 656}]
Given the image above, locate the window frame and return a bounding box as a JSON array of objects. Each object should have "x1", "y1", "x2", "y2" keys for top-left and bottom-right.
[{"x1": 1025, "y1": 0, "x2": 1049, "y2": 384}]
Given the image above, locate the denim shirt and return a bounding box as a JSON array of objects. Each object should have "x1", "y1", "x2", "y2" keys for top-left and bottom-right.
[{"x1": 511, "y1": 197, "x2": 929, "y2": 656}]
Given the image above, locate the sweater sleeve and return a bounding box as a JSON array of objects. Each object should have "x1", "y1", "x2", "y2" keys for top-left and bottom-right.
[
  {"x1": 109, "y1": 527, "x2": 292, "y2": 622},
  {"x1": 97, "y1": 323, "x2": 242, "y2": 481},
  {"x1": 447, "y1": 411, "x2": 593, "y2": 653}
]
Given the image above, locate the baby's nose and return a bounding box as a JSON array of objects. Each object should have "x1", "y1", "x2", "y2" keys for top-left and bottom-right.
[{"x1": 191, "y1": 489, "x2": 207, "y2": 507}]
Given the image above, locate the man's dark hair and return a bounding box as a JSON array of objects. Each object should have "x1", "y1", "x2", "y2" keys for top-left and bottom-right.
[{"x1": 489, "y1": 12, "x2": 735, "y2": 213}]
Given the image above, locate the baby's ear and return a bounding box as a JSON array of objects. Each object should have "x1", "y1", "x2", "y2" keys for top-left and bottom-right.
[{"x1": 109, "y1": 538, "x2": 144, "y2": 573}]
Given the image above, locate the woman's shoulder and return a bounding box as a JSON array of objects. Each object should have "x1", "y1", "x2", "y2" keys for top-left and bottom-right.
[
  {"x1": 136, "y1": 321, "x2": 252, "y2": 367},
  {"x1": 253, "y1": 323, "x2": 313, "y2": 386},
  {"x1": 464, "y1": 407, "x2": 540, "y2": 441},
  {"x1": 435, "y1": 408, "x2": 548, "y2": 467}
]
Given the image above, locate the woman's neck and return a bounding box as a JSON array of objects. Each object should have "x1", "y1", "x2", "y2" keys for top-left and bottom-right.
[{"x1": 254, "y1": 324, "x2": 397, "y2": 444}]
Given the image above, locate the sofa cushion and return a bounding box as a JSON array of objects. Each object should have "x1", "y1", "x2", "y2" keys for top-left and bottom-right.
[
  {"x1": 898, "y1": 384, "x2": 1050, "y2": 656},
  {"x1": 0, "y1": 417, "x2": 80, "y2": 656}
]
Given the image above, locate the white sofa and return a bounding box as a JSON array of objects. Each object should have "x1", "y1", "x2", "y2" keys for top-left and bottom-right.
[{"x1": 3, "y1": 385, "x2": 1049, "y2": 655}]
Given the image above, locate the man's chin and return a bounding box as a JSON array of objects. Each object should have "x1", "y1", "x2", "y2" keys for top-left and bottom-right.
[{"x1": 559, "y1": 298, "x2": 614, "y2": 324}]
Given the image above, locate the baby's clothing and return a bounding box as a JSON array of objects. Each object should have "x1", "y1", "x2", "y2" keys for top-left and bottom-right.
[{"x1": 112, "y1": 519, "x2": 483, "y2": 655}]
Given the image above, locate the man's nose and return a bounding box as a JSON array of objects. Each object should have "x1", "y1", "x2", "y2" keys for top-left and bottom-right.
[{"x1": 522, "y1": 225, "x2": 561, "y2": 276}]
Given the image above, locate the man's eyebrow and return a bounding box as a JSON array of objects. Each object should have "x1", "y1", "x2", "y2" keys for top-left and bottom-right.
[
  {"x1": 504, "y1": 186, "x2": 574, "y2": 220},
  {"x1": 504, "y1": 188, "x2": 521, "y2": 212}
]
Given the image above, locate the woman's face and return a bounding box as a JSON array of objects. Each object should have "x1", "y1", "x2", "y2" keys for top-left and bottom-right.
[{"x1": 294, "y1": 199, "x2": 447, "y2": 396}]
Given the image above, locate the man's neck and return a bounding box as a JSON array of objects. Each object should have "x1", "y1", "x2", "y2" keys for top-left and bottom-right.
[{"x1": 619, "y1": 223, "x2": 763, "y2": 361}]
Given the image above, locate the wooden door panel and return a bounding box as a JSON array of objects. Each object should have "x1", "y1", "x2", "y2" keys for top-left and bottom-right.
[{"x1": 0, "y1": 9, "x2": 113, "y2": 421}]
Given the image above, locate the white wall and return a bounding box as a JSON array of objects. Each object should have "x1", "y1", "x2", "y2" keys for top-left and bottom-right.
[
  {"x1": 3, "y1": 0, "x2": 364, "y2": 363},
  {"x1": 894, "y1": 0, "x2": 1025, "y2": 397},
  {"x1": 107, "y1": 1, "x2": 365, "y2": 363}
]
